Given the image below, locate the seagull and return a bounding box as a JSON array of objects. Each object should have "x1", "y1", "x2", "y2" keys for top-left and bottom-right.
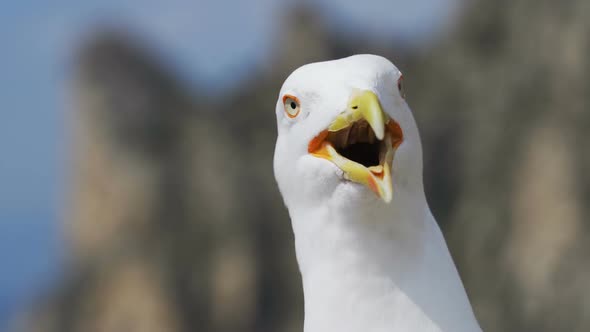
[{"x1": 273, "y1": 55, "x2": 482, "y2": 332}]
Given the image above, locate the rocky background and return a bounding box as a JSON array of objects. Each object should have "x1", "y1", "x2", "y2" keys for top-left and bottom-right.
[{"x1": 15, "y1": 0, "x2": 590, "y2": 331}]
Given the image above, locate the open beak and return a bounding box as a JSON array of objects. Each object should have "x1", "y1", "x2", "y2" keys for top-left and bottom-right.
[{"x1": 308, "y1": 90, "x2": 403, "y2": 203}]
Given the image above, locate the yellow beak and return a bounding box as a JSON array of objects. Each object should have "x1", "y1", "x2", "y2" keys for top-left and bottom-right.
[
  {"x1": 308, "y1": 90, "x2": 403, "y2": 203},
  {"x1": 328, "y1": 90, "x2": 387, "y2": 140}
]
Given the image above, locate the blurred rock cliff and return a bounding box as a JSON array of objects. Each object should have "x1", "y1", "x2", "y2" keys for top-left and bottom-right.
[{"x1": 19, "y1": 0, "x2": 590, "y2": 331}]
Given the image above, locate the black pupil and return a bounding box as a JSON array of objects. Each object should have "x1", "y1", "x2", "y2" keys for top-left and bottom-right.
[{"x1": 290, "y1": 101, "x2": 297, "y2": 109}]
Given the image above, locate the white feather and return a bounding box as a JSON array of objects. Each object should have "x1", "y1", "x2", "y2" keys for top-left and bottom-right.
[{"x1": 274, "y1": 55, "x2": 482, "y2": 332}]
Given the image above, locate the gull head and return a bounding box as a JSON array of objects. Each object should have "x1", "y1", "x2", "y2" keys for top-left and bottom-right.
[{"x1": 273, "y1": 55, "x2": 423, "y2": 210}]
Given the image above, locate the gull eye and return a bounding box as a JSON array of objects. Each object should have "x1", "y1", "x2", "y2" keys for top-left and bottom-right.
[
  {"x1": 283, "y1": 95, "x2": 301, "y2": 118},
  {"x1": 397, "y1": 75, "x2": 405, "y2": 99}
]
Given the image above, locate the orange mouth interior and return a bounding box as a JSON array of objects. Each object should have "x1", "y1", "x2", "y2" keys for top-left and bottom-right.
[{"x1": 307, "y1": 116, "x2": 403, "y2": 201}]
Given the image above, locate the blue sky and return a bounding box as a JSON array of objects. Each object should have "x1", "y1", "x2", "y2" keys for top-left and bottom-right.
[{"x1": 0, "y1": 0, "x2": 458, "y2": 327}]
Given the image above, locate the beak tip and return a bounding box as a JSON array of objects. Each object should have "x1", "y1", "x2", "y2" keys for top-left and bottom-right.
[
  {"x1": 375, "y1": 130, "x2": 385, "y2": 140},
  {"x1": 381, "y1": 194, "x2": 392, "y2": 203}
]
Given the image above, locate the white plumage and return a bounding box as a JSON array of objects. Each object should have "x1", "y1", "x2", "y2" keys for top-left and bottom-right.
[{"x1": 273, "y1": 55, "x2": 482, "y2": 332}]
